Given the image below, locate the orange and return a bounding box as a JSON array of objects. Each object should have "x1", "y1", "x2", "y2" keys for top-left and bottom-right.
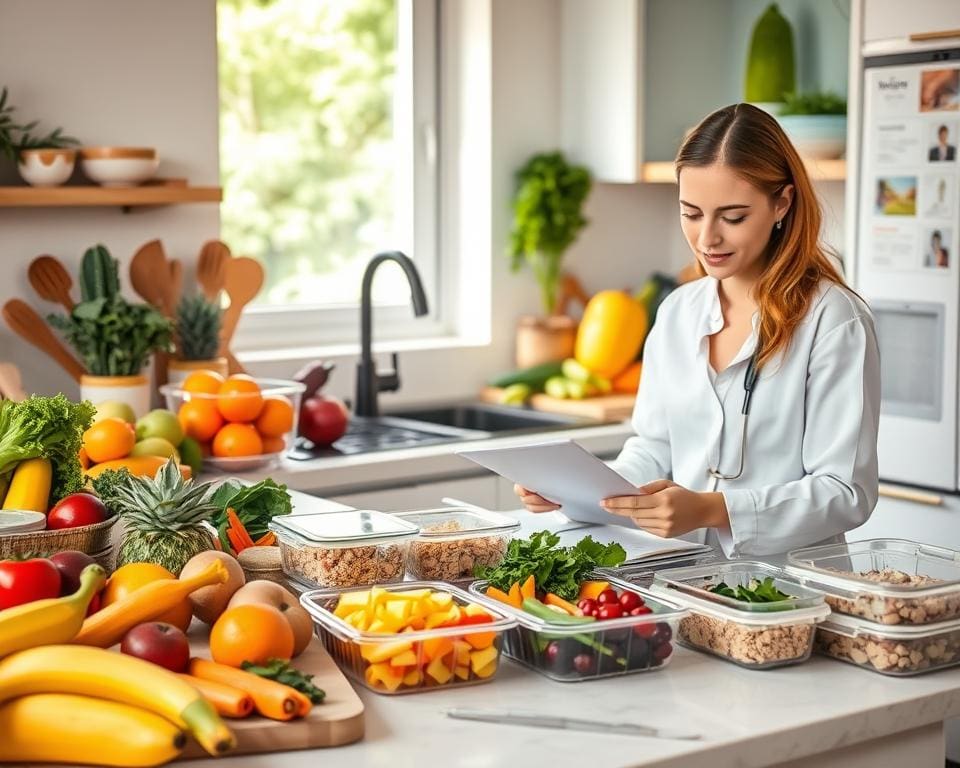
[
  {"x1": 261, "y1": 435, "x2": 286, "y2": 454},
  {"x1": 182, "y1": 370, "x2": 225, "y2": 395},
  {"x1": 210, "y1": 603, "x2": 294, "y2": 667},
  {"x1": 178, "y1": 399, "x2": 224, "y2": 442},
  {"x1": 217, "y1": 375, "x2": 264, "y2": 423},
  {"x1": 102, "y1": 562, "x2": 192, "y2": 631},
  {"x1": 212, "y1": 423, "x2": 263, "y2": 458},
  {"x1": 254, "y1": 396, "x2": 294, "y2": 437},
  {"x1": 82, "y1": 417, "x2": 136, "y2": 464}
]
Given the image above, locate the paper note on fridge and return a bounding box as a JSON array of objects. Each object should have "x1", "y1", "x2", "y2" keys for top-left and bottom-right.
[{"x1": 457, "y1": 439, "x2": 645, "y2": 528}]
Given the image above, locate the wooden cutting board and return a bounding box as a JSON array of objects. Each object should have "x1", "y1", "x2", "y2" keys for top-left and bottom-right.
[
  {"x1": 479, "y1": 386, "x2": 635, "y2": 421},
  {"x1": 181, "y1": 633, "x2": 364, "y2": 759}
]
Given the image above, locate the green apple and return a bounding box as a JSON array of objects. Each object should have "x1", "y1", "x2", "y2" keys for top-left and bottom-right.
[
  {"x1": 130, "y1": 436, "x2": 179, "y2": 459},
  {"x1": 178, "y1": 437, "x2": 203, "y2": 478},
  {"x1": 135, "y1": 409, "x2": 184, "y2": 447},
  {"x1": 95, "y1": 400, "x2": 136, "y2": 425}
]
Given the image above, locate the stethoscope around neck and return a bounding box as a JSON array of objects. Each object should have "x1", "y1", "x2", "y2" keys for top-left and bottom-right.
[{"x1": 707, "y1": 351, "x2": 761, "y2": 481}]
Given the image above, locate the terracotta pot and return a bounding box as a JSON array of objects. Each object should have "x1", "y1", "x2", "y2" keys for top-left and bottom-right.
[
  {"x1": 515, "y1": 315, "x2": 577, "y2": 369},
  {"x1": 79, "y1": 374, "x2": 150, "y2": 418},
  {"x1": 166, "y1": 357, "x2": 229, "y2": 384}
]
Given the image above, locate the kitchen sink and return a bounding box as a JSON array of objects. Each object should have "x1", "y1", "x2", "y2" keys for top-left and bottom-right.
[{"x1": 288, "y1": 402, "x2": 596, "y2": 459}]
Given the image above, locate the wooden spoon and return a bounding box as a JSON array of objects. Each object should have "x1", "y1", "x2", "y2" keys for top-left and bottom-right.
[
  {"x1": 0, "y1": 362, "x2": 26, "y2": 401},
  {"x1": 197, "y1": 240, "x2": 231, "y2": 302},
  {"x1": 219, "y1": 257, "x2": 264, "y2": 357},
  {"x1": 28, "y1": 255, "x2": 75, "y2": 313},
  {"x1": 129, "y1": 239, "x2": 171, "y2": 314},
  {"x1": 168, "y1": 258, "x2": 183, "y2": 315},
  {"x1": 2, "y1": 300, "x2": 85, "y2": 382}
]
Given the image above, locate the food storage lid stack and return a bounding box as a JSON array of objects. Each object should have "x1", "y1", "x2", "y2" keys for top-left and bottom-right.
[
  {"x1": 393, "y1": 507, "x2": 520, "y2": 538},
  {"x1": 269, "y1": 509, "x2": 420, "y2": 549}
]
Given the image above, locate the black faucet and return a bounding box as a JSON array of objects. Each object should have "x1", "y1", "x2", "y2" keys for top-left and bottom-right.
[{"x1": 355, "y1": 251, "x2": 429, "y2": 417}]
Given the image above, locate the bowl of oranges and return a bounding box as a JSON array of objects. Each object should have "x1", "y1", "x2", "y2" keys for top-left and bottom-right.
[{"x1": 160, "y1": 371, "x2": 306, "y2": 472}]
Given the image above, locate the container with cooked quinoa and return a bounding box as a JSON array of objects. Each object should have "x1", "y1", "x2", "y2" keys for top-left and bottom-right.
[
  {"x1": 650, "y1": 561, "x2": 830, "y2": 669},
  {"x1": 815, "y1": 611, "x2": 960, "y2": 675},
  {"x1": 269, "y1": 510, "x2": 419, "y2": 589},
  {"x1": 786, "y1": 539, "x2": 960, "y2": 626},
  {"x1": 393, "y1": 507, "x2": 519, "y2": 583}
]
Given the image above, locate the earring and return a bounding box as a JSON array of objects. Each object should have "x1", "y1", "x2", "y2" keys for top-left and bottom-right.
[{"x1": 776, "y1": 219, "x2": 782, "y2": 230}]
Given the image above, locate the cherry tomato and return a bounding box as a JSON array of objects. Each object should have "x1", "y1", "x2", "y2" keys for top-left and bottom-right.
[
  {"x1": 633, "y1": 621, "x2": 657, "y2": 639},
  {"x1": 577, "y1": 598, "x2": 598, "y2": 617},
  {"x1": 597, "y1": 603, "x2": 623, "y2": 620},
  {"x1": 630, "y1": 605, "x2": 653, "y2": 616},
  {"x1": 618, "y1": 590, "x2": 643, "y2": 612},
  {"x1": 597, "y1": 589, "x2": 619, "y2": 605},
  {"x1": 0, "y1": 558, "x2": 61, "y2": 609}
]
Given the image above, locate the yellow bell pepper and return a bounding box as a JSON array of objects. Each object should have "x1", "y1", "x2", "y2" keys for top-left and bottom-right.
[{"x1": 574, "y1": 290, "x2": 648, "y2": 378}]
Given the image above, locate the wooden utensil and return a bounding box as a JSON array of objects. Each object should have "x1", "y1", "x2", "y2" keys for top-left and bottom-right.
[
  {"x1": 0, "y1": 362, "x2": 26, "y2": 401},
  {"x1": 129, "y1": 239, "x2": 171, "y2": 314},
  {"x1": 168, "y1": 258, "x2": 183, "y2": 315},
  {"x1": 197, "y1": 240, "x2": 231, "y2": 302},
  {"x1": 219, "y1": 257, "x2": 264, "y2": 357},
  {"x1": 27, "y1": 255, "x2": 75, "y2": 313},
  {"x1": 2, "y1": 300, "x2": 85, "y2": 382}
]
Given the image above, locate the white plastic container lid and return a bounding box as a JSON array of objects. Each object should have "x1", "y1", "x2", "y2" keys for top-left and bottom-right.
[
  {"x1": 269, "y1": 509, "x2": 419, "y2": 549},
  {"x1": 393, "y1": 507, "x2": 520, "y2": 540},
  {"x1": 819, "y1": 609, "x2": 960, "y2": 640},
  {"x1": 0, "y1": 510, "x2": 46, "y2": 533}
]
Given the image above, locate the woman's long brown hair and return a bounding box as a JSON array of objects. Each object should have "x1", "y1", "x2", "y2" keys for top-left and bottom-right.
[{"x1": 675, "y1": 103, "x2": 847, "y2": 370}]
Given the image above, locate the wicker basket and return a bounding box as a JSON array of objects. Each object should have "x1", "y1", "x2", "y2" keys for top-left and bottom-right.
[{"x1": 0, "y1": 516, "x2": 117, "y2": 559}]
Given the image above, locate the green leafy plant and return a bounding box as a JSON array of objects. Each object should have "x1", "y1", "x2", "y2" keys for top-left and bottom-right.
[
  {"x1": 708, "y1": 577, "x2": 796, "y2": 603},
  {"x1": 47, "y1": 245, "x2": 173, "y2": 376},
  {"x1": 508, "y1": 152, "x2": 592, "y2": 315},
  {"x1": 241, "y1": 658, "x2": 326, "y2": 704},
  {"x1": 0, "y1": 86, "x2": 79, "y2": 162},
  {"x1": 779, "y1": 91, "x2": 847, "y2": 116}
]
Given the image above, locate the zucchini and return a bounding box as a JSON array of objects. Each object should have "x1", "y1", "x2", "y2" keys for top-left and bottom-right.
[{"x1": 488, "y1": 360, "x2": 564, "y2": 390}]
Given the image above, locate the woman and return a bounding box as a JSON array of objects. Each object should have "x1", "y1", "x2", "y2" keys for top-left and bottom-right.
[{"x1": 516, "y1": 103, "x2": 881, "y2": 559}]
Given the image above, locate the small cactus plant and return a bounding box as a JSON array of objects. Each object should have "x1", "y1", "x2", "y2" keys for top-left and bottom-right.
[
  {"x1": 79, "y1": 244, "x2": 120, "y2": 302},
  {"x1": 176, "y1": 295, "x2": 223, "y2": 361}
]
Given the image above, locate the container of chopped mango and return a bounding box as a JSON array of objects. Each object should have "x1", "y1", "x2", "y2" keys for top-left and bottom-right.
[{"x1": 299, "y1": 581, "x2": 518, "y2": 694}]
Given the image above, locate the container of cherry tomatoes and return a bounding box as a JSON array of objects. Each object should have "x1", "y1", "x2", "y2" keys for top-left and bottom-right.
[{"x1": 469, "y1": 574, "x2": 687, "y2": 682}]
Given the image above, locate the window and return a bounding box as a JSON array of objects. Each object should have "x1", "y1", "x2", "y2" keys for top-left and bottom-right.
[{"x1": 217, "y1": 0, "x2": 440, "y2": 352}]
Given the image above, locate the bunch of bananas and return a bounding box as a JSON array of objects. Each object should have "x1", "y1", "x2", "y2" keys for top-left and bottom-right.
[{"x1": 0, "y1": 565, "x2": 235, "y2": 766}]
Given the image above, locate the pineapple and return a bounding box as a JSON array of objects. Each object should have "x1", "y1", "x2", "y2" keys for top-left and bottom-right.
[
  {"x1": 175, "y1": 294, "x2": 223, "y2": 361},
  {"x1": 113, "y1": 459, "x2": 220, "y2": 574}
]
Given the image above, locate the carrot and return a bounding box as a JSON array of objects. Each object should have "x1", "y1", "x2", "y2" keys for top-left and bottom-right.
[
  {"x1": 253, "y1": 531, "x2": 275, "y2": 547},
  {"x1": 178, "y1": 674, "x2": 254, "y2": 718},
  {"x1": 189, "y1": 658, "x2": 303, "y2": 721},
  {"x1": 291, "y1": 689, "x2": 312, "y2": 717},
  {"x1": 226, "y1": 508, "x2": 255, "y2": 550},
  {"x1": 225, "y1": 527, "x2": 242, "y2": 554}
]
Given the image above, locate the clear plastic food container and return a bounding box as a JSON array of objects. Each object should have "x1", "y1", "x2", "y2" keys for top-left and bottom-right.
[
  {"x1": 300, "y1": 581, "x2": 517, "y2": 694},
  {"x1": 786, "y1": 539, "x2": 960, "y2": 626},
  {"x1": 269, "y1": 510, "x2": 419, "y2": 589},
  {"x1": 469, "y1": 575, "x2": 687, "y2": 682},
  {"x1": 650, "y1": 561, "x2": 830, "y2": 669},
  {"x1": 393, "y1": 507, "x2": 520, "y2": 583},
  {"x1": 599, "y1": 550, "x2": 720, "y2": 588},
  {"x1": 815, "y1": 612, "x2": 960, "y2": 675}
]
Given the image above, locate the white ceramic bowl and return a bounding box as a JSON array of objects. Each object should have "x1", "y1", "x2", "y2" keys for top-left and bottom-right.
[
  {"x1": 79, "y1": 147, "x2": 159, "y2": 187},
  {"x1": 17, "y1": 148, "x2": 76, "y2": 187}
]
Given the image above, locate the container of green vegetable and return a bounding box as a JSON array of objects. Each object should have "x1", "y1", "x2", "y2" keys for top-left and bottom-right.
[{"x1": 649, "y1": 562, "x2": 829, "y2": 670}]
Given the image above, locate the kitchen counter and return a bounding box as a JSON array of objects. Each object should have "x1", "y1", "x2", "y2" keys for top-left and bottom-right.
[
  {"x1": 179, "y1": 646, "x2": 960, "y2": 767},
  {"x1": 223, "y1": 421, "x2": 634, "y2": 496}
]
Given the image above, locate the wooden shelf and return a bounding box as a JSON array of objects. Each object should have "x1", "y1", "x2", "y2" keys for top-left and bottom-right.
[
  {"x1": 0, "y1": 179, "x2": 222, "y2": 210},
  {"x1": 640, "y1": 158, "x2": 846, "y2": 184}
]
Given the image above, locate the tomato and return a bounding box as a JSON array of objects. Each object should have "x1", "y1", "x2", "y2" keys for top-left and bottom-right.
[
  {"x1": 0, "y1": 558, "x2": 61, "y2": 609},
  {"x1": 596, "y1": 589, "x2": 619, "y2": 605},
  {"x1": 597, "y1": 603, "x2": 623, "y2": 620},
  {"x1": 618, "y1": 590, "x2": 643, "y2": 612},
  {"x1": 47, "y1": 493, "x2": 107, "y2": 530},
  {"x1": 577, "y1": 598, "x2": 598, "y2": 617}
]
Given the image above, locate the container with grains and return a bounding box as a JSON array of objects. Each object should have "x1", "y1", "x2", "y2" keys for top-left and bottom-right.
[
  {"x1": 786, "y1": 539, "x2": 960, "y2": 626},
  {"x1": 815, "y1": 611, "x2": 960, "y2": 675},
  {"x1": 650, "y1": 561, "x2": 830, "y2": 669},
  {"x1": 394, "y1": 507, "x2": 519, "y2": 583},
  {"x1": 269, "y1": 510, "x2": 419, "y2": 589}
]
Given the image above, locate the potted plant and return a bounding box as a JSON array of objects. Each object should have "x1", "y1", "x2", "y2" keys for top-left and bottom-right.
[
  {"x1": 0, "y1": 86, "x2": 79, "y2": 187},
  {"x1": 168, "y1": 294, "x2": 228, "y2": 382},
  {"x1": 508, "y1": 151, "x2": 592, "y2": 368},
  {"x1": 48, "y1": 245, "x2": 174, "y2": 416},
  {"x1": 777, "y1": 91, "x2": 847, "y2": 159}
]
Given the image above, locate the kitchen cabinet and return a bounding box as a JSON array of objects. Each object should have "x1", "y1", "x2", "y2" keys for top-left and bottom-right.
[
  {"x1": 561, "y1": 0, "x2": 851, "y2": 182},
  {"x1": 850, "y1": 487, "x2": 960, "y2": 549},
  {"x1": 326, "y1": 475, "x2": 499, "y2": 513},
  {"x1": 862, "y1": 0, "x2": 960, "y2": 46}
]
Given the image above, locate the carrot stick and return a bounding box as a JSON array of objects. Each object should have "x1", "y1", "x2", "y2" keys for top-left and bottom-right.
[
  {"x1": 291, "y1": 689, "x2": 312, "y2": 717},
  {"x1": 189, "y1": 658, "x2": 302, "y2": 721},
  {"x1": 226, "y1": 527, "x2": 243, "y2": 554},
  {"x1": 178, "y1": 674, "x2": 254, "y2": 718},
  {"x1": 253, "y1": 531, "x2": 276, "y2": 547},
  {"x1": 226, "y1": 508, "x2": 255, "y2": 549}
]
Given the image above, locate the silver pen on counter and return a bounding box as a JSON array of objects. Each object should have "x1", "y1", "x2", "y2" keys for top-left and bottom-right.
[{"x1": 446, "y1": 708, "x2": 702, "y2": 741}]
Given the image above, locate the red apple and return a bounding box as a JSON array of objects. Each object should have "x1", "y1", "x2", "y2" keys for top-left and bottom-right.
[
  {"x1": 49, "y1": 550, "x2": 97, "y2": 596},
  {"x1": 299, "y1": 394, "x2": 349, "y2": 446},
  {"x1": 120, "y1": 622, "x2": 190, "y2": 672},
  {"x1": 47, "y1": 493, "x2": 108, "y2": 530}
]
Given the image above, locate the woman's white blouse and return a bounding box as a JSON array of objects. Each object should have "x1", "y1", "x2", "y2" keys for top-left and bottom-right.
[{"x1": 608, "y1": 276, "x2": 881, "y2": 559}]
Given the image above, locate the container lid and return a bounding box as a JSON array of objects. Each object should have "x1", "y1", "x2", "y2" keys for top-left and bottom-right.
[
  {"x1": 393, "y1": 506, "x2": 520, "y2": 539},
  {"x1": 819, "y1": 609, "x2": 960, "y2": 639},
  {"x1": 0, "y1": 510, "x2": 46, "y2": 533},
  {"x1": 786, "y1": 538, "x2": 960, "y2": 598},
  {"x1": 269, "y1": 509, "x2": 419, "y2": 548}
]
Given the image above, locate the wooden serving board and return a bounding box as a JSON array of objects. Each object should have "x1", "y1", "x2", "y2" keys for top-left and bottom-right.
[
  {"x1": 181, "y1": 633, "x2": 364, "y2": 759},
  {"x1": 479, "y1": 386, "x2": 635, "y2": 422}
]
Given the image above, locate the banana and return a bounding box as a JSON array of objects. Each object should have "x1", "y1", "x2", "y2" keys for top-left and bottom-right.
[
  {"x1": 1, "y1": 456, "x2": 52, "y2": 511},
  {"x1": 0, "y1": 693, "x2": 185, "y2": 766},
  {"x1": 0, "y1": 645, "x2": 235, "y2": 757},
  {"x1": 0, "y1": 563, "x2": 106, "y2": 658}
]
